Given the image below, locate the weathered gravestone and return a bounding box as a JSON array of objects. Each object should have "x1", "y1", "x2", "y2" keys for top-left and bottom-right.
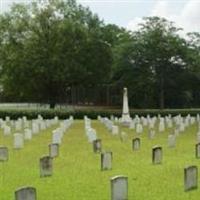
[
  {"x1": 110, "y1": 176, "x2": 128, "y2": 200},
  {"x1": 40, "y1": 156, "x2": 53, "y2": 177},
  {"x1": 3, "y1": 125, "x2": 11, "y2": 136},
  {"x1": 152, "y1": 146, "x2": 162, "y2": 164},
  {"x1": 101, "y1": 152, "x2": 112, "y2": 170},
  {"x1": 15, "y1": 187, "x2": 36, "y2": 200},
  {"x1": 32, "y1": 123, "x2": 39, "y2": 135},
  {"x1": 24, "y1": 129, "x2": 32, "y2": 140},
  {"x1": 196, "y1": 143, "x2": 200, "y2": 158},
  {"x1": 49, "y1": 143, "x2": 59, "y2": 158},
  {"x1": 136, "y1": 123, "x2": 143, "y2": 134},
  {"x1": 87, "y1": 129, "x2": 97, "y2": 143},
  {"x1": 14, "y1": 133, "x2": 24, "y2": 149},
  {"x1": 15, "y1": 121, "x2": 22, "y2": 131},
  {"x1": 168, "y1": 135, "x2": 176, "y2": 148},
  {"x1": 148, "y1": 129, "x2": 155, "y2": 139},
  {"x1": 184, "y1": 166, "x2": 198, "y2": 191},
  {"x1": 0, "y1": 146, "x2": 8, "y2": 161},
  {"x1": 120, "y1": 132, "x2": 128, "y2": 142},
  {"x1": 132, "y1": 138, "x2": 140, "y2": 151},
  {"x1": 112, "y1": 125, "x2": 119, "y2": 135},
  {"x1": 52, "y1": 130, "x2": 62, "y2": 144},
  {"x1": 93, "y1": 139, "x2": 102, "y2": 153},
  {"x1": 5, "y1": 116, "x2": 10, "y2": 122},
  {"x1": 158, "y1": 121, "x2": 165, "y2": 132}
]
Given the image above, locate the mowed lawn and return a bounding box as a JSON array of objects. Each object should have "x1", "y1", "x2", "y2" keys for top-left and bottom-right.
[{"x1": 0, "y1": 120, "x2": 200, "y2": 200}]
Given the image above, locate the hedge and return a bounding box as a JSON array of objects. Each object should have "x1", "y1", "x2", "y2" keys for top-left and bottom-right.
[{"x1": 0, "y1": 108, "x2": 200, "y2": 119}]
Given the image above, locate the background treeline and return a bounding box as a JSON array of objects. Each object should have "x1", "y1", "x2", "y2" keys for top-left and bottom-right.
[{"x1": 0, "y1": 0, "x2": 199, "y2": 109}]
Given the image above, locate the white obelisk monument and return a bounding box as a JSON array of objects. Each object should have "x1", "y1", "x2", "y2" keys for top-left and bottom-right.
[{"x1": 121, "y1": 87, "x2": 131, "y2": 126}]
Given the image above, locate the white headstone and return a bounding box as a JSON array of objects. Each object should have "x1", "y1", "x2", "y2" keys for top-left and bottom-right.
[
  {"x1": 40, "y1": 156, "x2": 53, "y2": 177},
  {"x1": 49, "y1": 143, "x2": 59, "y2": 158},
  {"x1": 13, "y1": 133, "x2": 24, "y2": 149},
  {"x1": 152, "y1": 146, "x2": 162, "y2": 164},
  {"x1": 168, "y1": 135, "x2": 176, "y2": 148},
  {"x1": 0, "y1": 146, "x2": 8, "y2": 161},
  {"x1": 15, "y1": 187, "x2": 36, "y2": 200},
  {"x1": 132, "y1": 138, "x2": 140, "y2": 151},
  {"x1": 184, "y1": 166, "x2": 198, "y2": 191},
  {"x1": 3, "y1": 125, "x2": 11, "y2": 136},
  {"x1": 24, "y1": 129, "x2": 32, "y2": 140},
  {"x1": 111, "y1": 176, "x2": 128, "y2": 200},
  {"x1": 101, "y1": 152, "x2": 112, "y2": 170}
]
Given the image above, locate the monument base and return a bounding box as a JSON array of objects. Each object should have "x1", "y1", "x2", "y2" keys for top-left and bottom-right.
[{"x1": 121, "y1": 121, "x2": 131, "y2": 127}]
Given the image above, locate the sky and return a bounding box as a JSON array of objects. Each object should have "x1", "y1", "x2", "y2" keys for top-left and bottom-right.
[{"x1": 0, "y1": 0, "x2": 200, "y2": 34}]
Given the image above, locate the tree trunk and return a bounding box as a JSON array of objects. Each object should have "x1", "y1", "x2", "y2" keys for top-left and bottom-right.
[{"x1": 160, "y1": 74, "x2": 165, "y2": 109}]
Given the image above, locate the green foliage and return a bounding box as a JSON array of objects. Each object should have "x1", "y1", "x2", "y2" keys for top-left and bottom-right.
[
  {"x1": 0, "y1": 108, "x2": 200, "y2": 119},
  {"x1": 0, "y1": 0, "x2": 112, "y2": 107},
  {"x1": 112, "y1": 17, "x2": 190, "y2": 108},
  {"x1": 0, "y1": 1, "x2": 200, "y2": 109}
]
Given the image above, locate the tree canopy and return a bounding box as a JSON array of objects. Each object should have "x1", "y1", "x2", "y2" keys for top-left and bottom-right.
[{"x1": 0, "y1": 0, "x2": 199, "y2": 109}]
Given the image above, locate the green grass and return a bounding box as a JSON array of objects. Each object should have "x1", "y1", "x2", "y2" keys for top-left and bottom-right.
[{"x1": 0, "y1": 120, "x2": 200, "y2": 199}]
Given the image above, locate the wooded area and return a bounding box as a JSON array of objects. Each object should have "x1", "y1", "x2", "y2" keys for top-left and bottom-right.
[{"x1": 0, "y1": 0, "x2": 199, "y2": 109}]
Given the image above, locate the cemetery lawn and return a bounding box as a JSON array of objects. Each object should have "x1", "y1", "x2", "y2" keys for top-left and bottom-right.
[{"x1": 1, "y1": 120, "x2": 200, "y2": 200}]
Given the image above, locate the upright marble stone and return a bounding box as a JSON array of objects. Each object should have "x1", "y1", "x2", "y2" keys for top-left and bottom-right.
[
  {"x1": 111, "y1": 176, "x2": 128, "y2": 200},
  {"x1": 13, "y1": 133, "x2": 24, "y2": 149},
  {"x1": 24, "y1": 129, "x2": 32, "y2": 140},
  {"x1": 40, "y1": 156, "x2": 53, "y2": 177},
  {"x1": 184, "y1": 166, "x2": 198, "y2": 191},
  {"x1": 112, "y1": 125, "x2": 119, "y2": 135},
  {"x1": 52, "y1": 130, "x2": 62, "y2": 144},
  {"x1": 135, "y1": 123, "x2": 143, "y2": 134},
  {"x1": 148, "y1": 129, "x2": 155, "y2": 139},
  {"x1": 120, "y1": 132, "x2": 128, "y2": 142},
  {"x1": 0, "y1": 146, "x2": 8, "y2": 161},
  {"x1": 152, "y1": 146, "x2": 162, "y2": 164},
  {"x1": 49, "y1": 143, "x2": 59, "y2": 158},
  {"x1": 15, "y1": 121, "x2": 22, "y2": 131},
  {"x1": 93, "y1": 139, "x2": 102, "y2": 153},
  {"x1": 3, "y1": 125, "x2": 11, "y2": 136},
  {"x1": 132, "y1": 138, "x2": 140, "y2": 151},
  {"x1": 101, "y1": 152, "x2": 112, "y2": 170},
  {"x1": 195, "y1": 143, "x2": 200, "y2": 158},
  {"x1": 15, "y1": 187, "x2": 36, "y2": 200},
  {"x1": 5, "y1": 116, "x2": 10, "y2": 122},
  {"x1": 168, "y1": 134, "x2": 176, "y2": 148},
  {"x1": 121, "y1": 88, "x2": 131, "y2": 126},
  {"x1": 158, "y1": 121, "x2": 165, "y2": 132},
  {"x1": 32, "y1": 123, "x2": 39, "y2": 135},
  {"x1": 129, "y1": 121, "x2": 135, "y2": 130}
]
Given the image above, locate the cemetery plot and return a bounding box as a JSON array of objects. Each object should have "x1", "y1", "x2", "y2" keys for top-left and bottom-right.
[{"x1": 0, "y1": 116, "x2": 200, "y2": 199}]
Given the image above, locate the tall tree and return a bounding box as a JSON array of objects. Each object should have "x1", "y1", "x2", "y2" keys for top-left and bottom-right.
[
  {"x1": 113, "y1": 17, "x2": 188, "y2": 108},
  {"x1": 0, "y1": 0, "x2": 112, "y2": 108}
]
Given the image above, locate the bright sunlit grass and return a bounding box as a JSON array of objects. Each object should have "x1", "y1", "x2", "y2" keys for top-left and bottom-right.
[{"x1": 0, "y1": 120, "x2": 200, "y2": 200}]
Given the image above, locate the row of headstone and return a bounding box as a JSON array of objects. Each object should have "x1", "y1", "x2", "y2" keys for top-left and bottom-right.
[
  {"x1": 40, "y1": 117, "x2": 74, "y2": 177},
  {"x1": 13, "y1": 118, "x2": 59, "y2": 149},
  {"x1": 14, "y1": 175, "x2": 127, "y2": 200},
  {"x1": 85, "y1": 116, "x2": 98, "y2": 143},
  {"x1": 13, "y1": 165, "x2": 198, "y2": 200},
  {"x1": 0, "y1": 115, "x2": 60, "y2": 137},
  {"x1": 51, "y1": 117, "x2": 74, "y2": 145},
  {"x1": 98, "y1": 116, "x2": 120, "y2": 136},
  {"x1": 126, "y1": 114, "x2": 199, "y2": 134}
]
